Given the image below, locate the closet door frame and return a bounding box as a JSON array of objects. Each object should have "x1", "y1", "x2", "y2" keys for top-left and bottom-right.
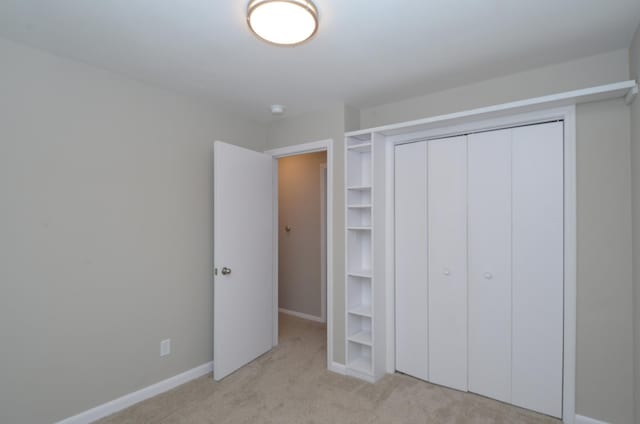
[{"x1": 384, "y1": 106, "x2": 577, "y2": 424}]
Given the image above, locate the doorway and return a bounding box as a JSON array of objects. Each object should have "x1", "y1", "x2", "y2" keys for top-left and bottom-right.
[
  {"x1": 266, "y1": 139, "x2": 334, "y2": 369},
  {"x1": 277, "y1": 151, "x2": 327, "y2": 323}
]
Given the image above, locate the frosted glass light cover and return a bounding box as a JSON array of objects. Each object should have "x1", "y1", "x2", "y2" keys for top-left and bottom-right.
[{"x1": 247, "y1": 0, "x2": 318, "y2": 46}]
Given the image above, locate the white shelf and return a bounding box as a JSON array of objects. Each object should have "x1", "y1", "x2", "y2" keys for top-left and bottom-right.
[
  {"x1": 347, "y1": 270, "x2": 372, "y2": 278},
  {"x1": 347, "y1": 133, "x2": 372, "y2": 142},
  {"x1": 348, "y1": 356, "x2": 372, "y2": 374},
  {"x1": 347, "y1": 205, "x2": 372, "y2": 227},
  {"x1": 348, "y1": 304, "x2": 372, "y2": 318},
  {"x1": 349, "y1": 330, "x2": 372, "y2": 346},
  {"x1": 347, "y1": 142, "x2": 372, "y2": 152},
  {"x1": 345, "y1": 80, "x2": 637, "y2": 137}
]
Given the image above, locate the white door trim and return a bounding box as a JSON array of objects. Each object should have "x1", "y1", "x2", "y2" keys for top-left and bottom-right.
[
  {"x1": 265, "y1": 139, "x2": 334, "y2": 369},
  {"x1": 385, "y1": 106, "x2": 576, "y2": 423},
  {"x1": 320, "y1": 163, "x2": 328, "y2": 323}
]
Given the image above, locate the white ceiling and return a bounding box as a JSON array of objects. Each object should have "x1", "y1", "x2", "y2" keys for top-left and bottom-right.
[{"x1": 1, "y1": 1, "x2": 639, "y2": 122}]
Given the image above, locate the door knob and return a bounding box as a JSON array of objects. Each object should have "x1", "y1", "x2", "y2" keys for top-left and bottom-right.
[
  {"x1": 443, "y1": 268, "x2": 451, "y2": 276},
  {"x1": 221, "y1": 267, "x2": 232, "y2": 276},
  {"x1": 483, "y1": 272, "x2": 493, "y2": 280}
]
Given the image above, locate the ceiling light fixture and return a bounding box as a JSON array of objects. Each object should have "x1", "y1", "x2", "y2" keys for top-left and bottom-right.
[{"x1": 247, "y1": 0, "x2": 318, "y2": 46}]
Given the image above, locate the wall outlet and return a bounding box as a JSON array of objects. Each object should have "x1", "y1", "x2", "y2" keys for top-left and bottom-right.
[{"x1": 160, "y1": 339, "x2": 171, "y2": 356}]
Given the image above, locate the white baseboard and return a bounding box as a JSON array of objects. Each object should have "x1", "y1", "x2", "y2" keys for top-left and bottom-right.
[
  {"x1": 328, "y1": 361, "x2": 346, "y2": 375},
  {"x1": 279, "y1": 308, "x2": 325, "y2": 323},
  {"x1": 575, "y1": 415, "x2": 609, "y2": 424},
  {"x1": 55, "y1": 361, "x2": 213, "y2": 424},
  {"x1": 55, "y1": 358, "x2": 596, "y2": 424}
]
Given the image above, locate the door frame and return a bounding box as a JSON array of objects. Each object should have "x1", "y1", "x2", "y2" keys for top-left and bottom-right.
[
  {"x1": 385, "y1": 106, "x2": 576, "y2": 423},
  {"x1": 265, "y1": 139, "x2": 334, "y2": 369},
  {"x1": 320, "y1": 163, "x2": 328, "y2": 323}
]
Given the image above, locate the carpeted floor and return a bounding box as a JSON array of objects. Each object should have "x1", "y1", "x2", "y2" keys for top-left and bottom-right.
[{"x1": 97, "y1": 314, "x2": 560, "y2": 424}]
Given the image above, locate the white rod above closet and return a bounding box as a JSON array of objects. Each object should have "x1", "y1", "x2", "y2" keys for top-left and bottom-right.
[{"x1": 347, "y1": 80, "x2": 637, "y2": 137}]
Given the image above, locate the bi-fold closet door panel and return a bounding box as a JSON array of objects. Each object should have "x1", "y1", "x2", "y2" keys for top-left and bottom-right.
[
  {"x1": 467, "y1": 129, "x2": 513, "y2": 403},
  {"x1": 427, "y1": 136, "x2": 468, "y2": 391},
  {"x1": 466, "y1": 123, "x2": 564, "y2": 417},
  {"x1": 395, "y1": 136, "x2": 468, "y2": 390},
  {"x1": 394, "y1": 141, "x2": 429, "y2": 381},
  {"x1": 511, "y1": 122, "x2": 563, "y2": 417}
]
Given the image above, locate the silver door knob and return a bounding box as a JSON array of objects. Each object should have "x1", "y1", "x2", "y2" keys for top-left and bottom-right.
[
  {"x1": 221, "y1": 267, "x2": 232, "y2": 275},
  {"x1": 483, "y1": 272, "x2": 493, "y2": 280},
  {"x1": 443, "y1": 268, "x2": 451, "y2": 276}
]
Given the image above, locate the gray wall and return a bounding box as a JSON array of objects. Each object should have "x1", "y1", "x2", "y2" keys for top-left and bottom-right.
[
  {"x1": 630, "y1": 22, "x2": 640, "y2": 424},
  {"x1": 0, "y1": 38, "x2": 265, "y2": 424},
  {"x1": 360, "y1": 49, "x2": 630, "y2": 128},
  {"x1": 575, "y1": 99, "x2": 634, "y2": 423},
  {"x1": 267, "y1": 104, "x2": 348, "y2": 363},
  {"x1": 278, "y1": 151, "x2": 327, "y2": 318}
]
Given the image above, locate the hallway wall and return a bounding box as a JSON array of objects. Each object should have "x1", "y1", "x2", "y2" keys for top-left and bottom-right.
[{"x1": 278, "y1": 152, "x2": 327, "y2": 320}]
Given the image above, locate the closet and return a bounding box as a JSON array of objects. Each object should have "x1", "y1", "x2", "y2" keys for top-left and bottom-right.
[{"x1": 395, "y1": 121, "x2": 564, "y2": 418}]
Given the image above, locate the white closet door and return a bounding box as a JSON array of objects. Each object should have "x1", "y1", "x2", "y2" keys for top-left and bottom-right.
[
  {"x1": 467, "y1": 129, "x2": 512, "y2": 403},
  {"x1": 427, "y1": 136, "x2": 468, "y2": 391},
  {"x1": 395, "y1": 141, "x2": 429, "y2": 381},
  {"x1": 511, "y1": 122, "x2": 564, "y2": 418}
]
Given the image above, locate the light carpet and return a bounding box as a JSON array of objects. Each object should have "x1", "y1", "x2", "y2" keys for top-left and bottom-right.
[{"x1": 97, "y1": 314, "x2": 559, "y2": 424}]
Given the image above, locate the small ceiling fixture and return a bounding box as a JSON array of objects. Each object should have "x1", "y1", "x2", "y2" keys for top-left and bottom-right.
[
  {"x1": 247, "y1": 0, "x2": 318, "y2": 46},
  {"x1": 270, "y1": 104, "x2": 286, "y2": 115}
]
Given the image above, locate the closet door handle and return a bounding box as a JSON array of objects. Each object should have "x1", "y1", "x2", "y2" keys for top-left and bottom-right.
[
  {"x1": 221, "y1": 267, "x2": 232, "y2": 276},
  {"x1": 483, "y1": 272, "x2": 493, "y2": 280},
  {"x1": 443, "y1": 268, "x2": 451, "y2": 276}
]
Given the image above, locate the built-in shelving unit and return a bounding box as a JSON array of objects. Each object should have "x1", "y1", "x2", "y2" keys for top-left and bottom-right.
[{"x1": 344, "y1": 133, "x2": 386, "y2": 383}]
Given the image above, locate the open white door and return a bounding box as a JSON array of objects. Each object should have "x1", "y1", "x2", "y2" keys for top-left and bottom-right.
[{"x1": 213, "y1": 141, "x2": 273, "y2": 381}]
